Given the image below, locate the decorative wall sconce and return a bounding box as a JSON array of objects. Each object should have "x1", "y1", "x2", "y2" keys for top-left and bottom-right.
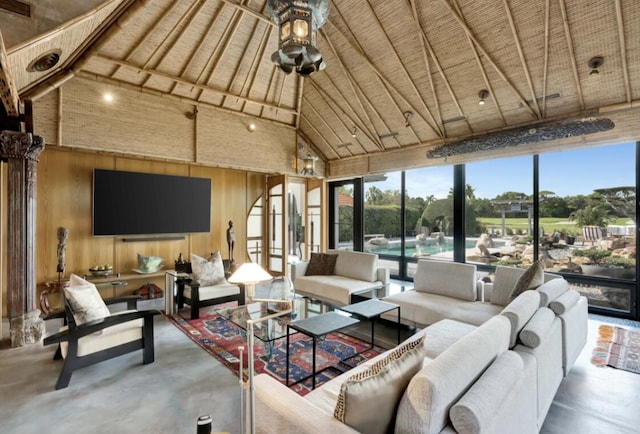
[
  {"x1": 298, "y1": 143, "x2": 318, "y2": 176},
  {"x1": 351, "y1": 126, "x2": 358, "y2": 138},
  {"x1": 268, "y1": 0, "x2": 329, "y2": 76},
  {"x1": 588, "y1": 56, "x2": 604, "y2": 75},
  {"x1": 248, "y1": 122, "x2": 256, "y2": 132},
  {"x1": 478, "y1": 89, "x2": 489, "y2": 105},
  {"x1": 403, "y1": 111, "x2": 413, "y2": 127}
]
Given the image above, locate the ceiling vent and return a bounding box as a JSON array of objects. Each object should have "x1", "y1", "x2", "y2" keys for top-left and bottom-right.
[
  {"x1": 27, "y1": 50, "x2": 62, "y2": 72},
  {"x1": 0, "y1": 0, "x2": 31, "y2": 17}
]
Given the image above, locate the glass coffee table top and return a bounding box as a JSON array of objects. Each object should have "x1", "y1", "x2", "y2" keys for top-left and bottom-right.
[{"x1": 216, "y1": 300, "x2": 301, "y2": 344}]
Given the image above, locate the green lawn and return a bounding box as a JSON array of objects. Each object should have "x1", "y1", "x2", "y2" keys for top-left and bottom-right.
[{"x1": 477, "y1": 216, "x2": 632, "y2": 236}]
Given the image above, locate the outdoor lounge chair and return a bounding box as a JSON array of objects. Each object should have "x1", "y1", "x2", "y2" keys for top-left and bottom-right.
[{"x1": 582, "y1": 225, "x2": 603, "y2": 246}]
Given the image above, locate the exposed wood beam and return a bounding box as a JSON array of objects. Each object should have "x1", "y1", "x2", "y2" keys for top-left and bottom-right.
[
  {"x1": 439, "y1": 0, "x2": 538, "y2": 119},
  {"x1": 74, "y1": 70, "x2": 297, "y2": 130},
  {"x1": 240, "y1": 25, "x2": 273, "y2": 113},
  {"x1": 223, "y1": 13, "x2": 266, "y2": 108},
  {"x1": 90, "y1": 54, "x2": 297, "y2": 114},
  {"x1": 502, "y1": 0, "x2": 541, "y2": 118},
  {"x1": 169, "y1": 0, "x2": 226, "y2": 94},
  {"x1": 319, "y1": 31, "x2": 384, "y2": 150},
  {"x1": 363, "y1": 0, "x2": 443, "y2": 138},
  {"x1": 324, "y1": 20, "x2": 424, "y2": 143},
  {"x1": 557, "y1": 0, "x2": 585, "y2": 110},
  {"x1": 307, "y1": 79, "x2": 379, "y2": 153},
  {"x1": 295, "y1": 75, "x2": 304, "y2": 129},
  {"x1": 614, "y1": 0, "x2": 631, "y2": 103},
  {"x1": 303, "y1": 94, "x2": 355, "y2": 156},
  {"x1": 408, "y1": 0, "x2": 444, "y2": 134},
  {"x1": 300, "y1": 113, "x2": 340, "y2": 159},
  {"x1": 198, "y1": 3, "x2": 246, "y2": 100},
  {"x1": 0, "y1": 31, "x2": 20, "y2": 117},
  {"x1": 220, "y1": 0, "x2": 273, "y2": 26},
  {"x1": 102, "y1": 0, "x2": 172, "y2": 80},
  {"x1": 326, "y1": 4, "x2": 402, "y2": 148},
  {"x1": 260, "y1": 63, "x2": 278, "y2": 118},
  {"x1": 141, "y1": 0, "x2": 203, "y2": 73},
  {"x1": 542, "y1": 0, "x2": 550, "y2": 117},
  {"x1": 450, "y1": 0, "x2": 505, "y2": 127}
]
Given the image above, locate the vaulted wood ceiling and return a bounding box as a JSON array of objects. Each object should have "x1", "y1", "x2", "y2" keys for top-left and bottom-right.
[{"x1": 2, "y1": 0, "x2": 639, "y2": 172}]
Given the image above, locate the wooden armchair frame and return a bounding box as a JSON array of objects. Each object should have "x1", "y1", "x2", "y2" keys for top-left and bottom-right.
[
  {"x1": 43, "y1": 296, "x2": 159, "y2": 390},
  {"x1": 176, "y1": 278, "x2": 245, "y2": 320}
]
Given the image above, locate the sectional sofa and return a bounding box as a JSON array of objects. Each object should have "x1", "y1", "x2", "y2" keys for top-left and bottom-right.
[{"x1": 254, "y1": 259, "x2": 588, "y2": 433}]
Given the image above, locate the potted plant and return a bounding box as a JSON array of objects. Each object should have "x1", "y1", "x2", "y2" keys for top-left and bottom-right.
[{"x1": 572, "y1": 248, "x2": 635, "y2": 279}]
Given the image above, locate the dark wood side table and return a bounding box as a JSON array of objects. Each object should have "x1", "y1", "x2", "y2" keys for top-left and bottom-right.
[{"x1": 286, "y1": 312, "x2": 360, "y2": 389}]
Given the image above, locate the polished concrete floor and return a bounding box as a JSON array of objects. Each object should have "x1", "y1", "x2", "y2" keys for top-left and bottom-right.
[{"x1": 1, "y1": 311, "x2": 639, "y2": 434}]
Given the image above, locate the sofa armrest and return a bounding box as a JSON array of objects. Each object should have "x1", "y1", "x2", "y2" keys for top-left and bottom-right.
[
  {"x1": 376, "y1": 267, "x2": 390, "y2": 285},
  {"x1": 254, "y1": 374, "x2": 359, "y2": 433},
  {"x1": 291, "y1": 261, "x2": 309, "y2": 282}
]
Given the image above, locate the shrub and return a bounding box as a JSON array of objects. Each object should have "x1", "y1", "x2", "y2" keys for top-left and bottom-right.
[
  {"x1": 572, "y1": 248, "x2": 612, "y2": 263},
  {"x1": 603, "y1": 257, "x2": 636, "y2": 268}
]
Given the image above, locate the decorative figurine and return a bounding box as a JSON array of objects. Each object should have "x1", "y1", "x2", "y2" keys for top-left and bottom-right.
[
  {"x1": 56, "y1": 227, "x2": 69, "y2": 281},
  {"x1": 226, "y1": 220, "x2": 235, "y2": 263}
]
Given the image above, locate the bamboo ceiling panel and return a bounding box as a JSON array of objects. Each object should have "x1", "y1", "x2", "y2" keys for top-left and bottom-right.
[{"x1": 6, "y1": 0, "x2": 640, "y2": 177}]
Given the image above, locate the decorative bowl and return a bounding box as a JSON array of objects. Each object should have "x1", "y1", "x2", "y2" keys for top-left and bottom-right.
[{"x1": 89, "y1": 269, "x2": 113, "y2": 278}]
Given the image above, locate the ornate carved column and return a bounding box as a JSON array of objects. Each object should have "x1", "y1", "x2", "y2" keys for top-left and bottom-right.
[{"x1": 0, "y1": 130, "x2": 45, "y2": 347}]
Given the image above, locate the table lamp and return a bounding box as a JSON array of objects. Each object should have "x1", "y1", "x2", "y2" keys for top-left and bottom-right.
[
  {"x1": 227, "y1": 263, "x2": 293, "y2": 434},
  {"x1": 228, "y1": 263, "x2": 273, "y2": 303}
]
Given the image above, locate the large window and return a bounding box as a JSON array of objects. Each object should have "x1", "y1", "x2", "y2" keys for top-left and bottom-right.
[
  {"x1": 539, "y1": 143, "x2": 637, "y2": 314},
  {"x1": 328, "y1": 141, "x2": 638, "y2": 319},
  {"x1": 465, "y1": 156, "x2": 533, "y2": 267}
]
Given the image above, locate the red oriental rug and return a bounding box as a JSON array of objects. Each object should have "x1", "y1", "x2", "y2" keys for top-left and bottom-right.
[
  {"x1": 591, "y1": 325, "x2": 640, "y2": 374},
  {"x1": 168, "y1": 307, "x2": 384, "y2": 396}
]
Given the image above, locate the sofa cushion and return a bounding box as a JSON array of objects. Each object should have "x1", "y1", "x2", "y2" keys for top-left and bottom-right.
[
  {"x1": 330, "y1": 249, "x2": 378, "y2": 282},
  {"x1": 64, "y1": 274, "x2": 111, "y2": 326},
  {"x1": 537, "y1": 277, "x2": 570, "y2": 307},
  {"x1": 183, "y1": 282, "x2": 240, "y2": 300},
  {"x1": 507, "y1": 260, "x2": 544, "y2": 303},
  {"x1": 548, "y1": 289, "x2": 580, "y2": 315},
  {"x1": 295, "y1": 275, "x2": 381, "y2": 306},
  {"x1": 449, "y1": 351, "x2": 524, "y2": 434},
  {"x1": 500, "y1": 290, "x2": 541, "y2": 349},
  {"x1": 305, "y1": 252, "x2": 338, "y2": 276},
  {"x1": 519, "y1": 307, "x2": 555, "y2": 349},
  {"x1": 334, "y1": 336, "x2": 426, "y2": 434},
  {"x1": 413, "y1": 260, "x2": 478, "y2": 301},
  {"x1": 382, "y1": 291, "x2": 501, "y2": 328},
  {"x1": 190, "y1": 252, "x2": 226, "y2": 286},
  {"x1": 395, "y1": 315, "x2": 511, "y2": 434}
]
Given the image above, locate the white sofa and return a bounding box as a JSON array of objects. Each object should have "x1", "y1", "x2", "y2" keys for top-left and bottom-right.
[
  {"x1": 292, "y1": 250, "x2": 390, "y2": 307},
  {"x1": 254, "y1": 314, "x2": 538, "y2": 434}
]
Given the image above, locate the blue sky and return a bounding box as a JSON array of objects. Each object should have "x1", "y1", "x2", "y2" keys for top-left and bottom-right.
[{"x1": 368, "y1": 142, "x2": 636, "y2": 200}]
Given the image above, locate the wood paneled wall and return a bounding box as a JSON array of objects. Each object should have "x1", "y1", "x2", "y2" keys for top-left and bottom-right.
[{"x1": 34, "y1": 147, "x2": 265, "y2": 302}]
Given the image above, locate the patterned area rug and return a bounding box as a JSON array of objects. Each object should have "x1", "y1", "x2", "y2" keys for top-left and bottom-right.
[
  {"x1": 591, "y1": 325, "x2": 640, "y2": 374},
  {"x1": 168, "y1": 307, "x2": 383, "y2": 396}
]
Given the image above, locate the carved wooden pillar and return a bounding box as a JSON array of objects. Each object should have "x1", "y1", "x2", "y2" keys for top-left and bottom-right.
[{"x1": 0, "y1": 130, "x2": 45, "y2": 347}]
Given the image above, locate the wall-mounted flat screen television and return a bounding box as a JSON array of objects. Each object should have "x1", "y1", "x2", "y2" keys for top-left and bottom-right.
[{"x1": 93, "y1": 169, "x2": 211, "y2": 236}]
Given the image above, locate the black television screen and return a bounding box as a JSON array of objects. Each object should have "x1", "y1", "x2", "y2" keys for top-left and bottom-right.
[{"x1": 93, "y1": 169, "x2": 211, "y2": 236}]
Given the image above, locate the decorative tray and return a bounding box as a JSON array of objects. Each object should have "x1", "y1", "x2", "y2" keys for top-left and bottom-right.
[{"x1": 89, "y1": 269, "x2": 113, "y2": 278}]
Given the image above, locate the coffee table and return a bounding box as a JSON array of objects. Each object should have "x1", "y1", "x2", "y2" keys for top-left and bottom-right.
[
  {"x1": 339, "y1": 299, "x2": 401, "y2": 348},
  {"x1": 286, "y1": 312, "x2": 360, "y2": 389},
  {"x1": 216, "y1": 301, "x2": 295, "y2": 357}
]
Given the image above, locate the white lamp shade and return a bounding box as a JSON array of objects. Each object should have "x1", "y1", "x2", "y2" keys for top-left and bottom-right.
[{"x1": 228, "y1": 263, "x2": 272, "y2": 284}]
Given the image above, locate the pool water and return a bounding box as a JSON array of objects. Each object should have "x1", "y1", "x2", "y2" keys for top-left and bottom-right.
[{"x1": 368, "y1": 240, "x2": 479, "y2": 257}]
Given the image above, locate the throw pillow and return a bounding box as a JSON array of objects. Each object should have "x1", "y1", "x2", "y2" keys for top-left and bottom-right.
[
  {"x1": 305, "y1": 252, "x2": 338, "y2": 276},
  {"x1": 507, "y1": 259, "x2": 544, "y2": 303},
  {"x1": 63, "y1": 274, "x2": 111, "y2": 325},
  {"x1": 334, "y1": 336, "x2": 426, "y2": 434},
  {"x1": 190, "y1": 252, "x2": 226, "y2": 286}
]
